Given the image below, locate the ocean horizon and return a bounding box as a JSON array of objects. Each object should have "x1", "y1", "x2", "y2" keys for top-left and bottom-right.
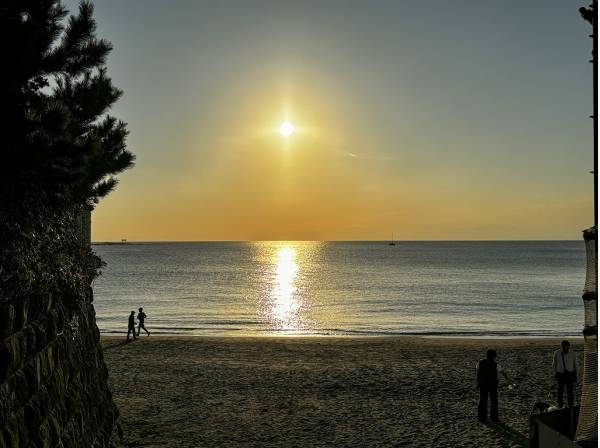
[{"x1": 93, "y1": 239, "x2": 582, "y2": 243}]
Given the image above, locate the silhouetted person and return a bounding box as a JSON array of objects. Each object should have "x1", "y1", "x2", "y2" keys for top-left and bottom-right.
[
  {"x1": 126, "y1": 311, "x2": 137, "y2": 342},
  {"x1": 552, "y1": 340, "x2": 577, "y2": 408},
  {"x1": 476, "y1": 349, "x2": 514, "y2": 423},
  {"x1": 137, "y1": 307, "x2": 150, "y2": 337}
]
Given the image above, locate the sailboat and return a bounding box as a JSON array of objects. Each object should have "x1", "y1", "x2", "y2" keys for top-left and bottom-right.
[{"x1": 388, "y1": 233, "x2": 396, "y2": 246}]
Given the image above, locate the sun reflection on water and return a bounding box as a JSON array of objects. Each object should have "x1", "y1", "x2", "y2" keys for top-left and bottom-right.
[
  {"x1": 270, "y1": 245, "x2": 303, "y2": 330},
  {"x1": 255, "y1": 242, "x2": 324, "y2": 334}
]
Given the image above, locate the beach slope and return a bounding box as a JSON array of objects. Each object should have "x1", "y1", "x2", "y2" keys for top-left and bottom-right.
[{"x1": 102, "y1": 336, "x2": 582, "y2": 448}]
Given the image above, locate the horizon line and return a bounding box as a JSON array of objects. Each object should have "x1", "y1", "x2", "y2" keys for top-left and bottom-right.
[{"x1": 91, "y1": 239, "x2": 583, "y2": 243}]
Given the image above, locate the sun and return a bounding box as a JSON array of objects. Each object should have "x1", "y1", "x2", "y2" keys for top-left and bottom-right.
[{"x1": 279, "y1": 121, "x2": 295, "y2": 137}]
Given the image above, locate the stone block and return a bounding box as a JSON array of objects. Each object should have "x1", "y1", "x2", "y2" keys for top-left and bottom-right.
[
  {"x1": 23, "y1": 363, "x2": 40, "y2": 397},
  {"x1": 12, "y1": 298, "x2": 28, "y2": 332},
  {"x1": 0, "y1": 385, "x2": 9, "y2": 428},
  {"x1": 37, "y1": 384, "x2": 50, "y2": 416},
  {"x1": 0, "y1": 304, "x2": 15, "y2": 340},
  {"x1": 46, "y1": 344, "x2": 55, "y2": 374},
  {"x1": 32, "y1": 355, "x2": 42, "y2": 385},
  {"x1": 65, "y1": 387, "x2": 77, "y2": 416},
  {"x1": 23, "y1": 325, "x2": 37, "y2": 357},
  {"x1": 9, "y1": 408, "x2": 28, "y2": 447},
  {"x1": 24, "y1": 397, "x2": 42, "y2": 437},
  {"x1": 55, "y1": 305, "x2": 66, "y2": 335},
  {"x1": 32, "y1": 321, "x2": 47, "y2": 353},
  {"x1": 60, "y1": 421, "x2": 75, "y2": 448},
  {"x1": 2, "y1": 420, "x2": 19, "y2": 448},
  {"x1": 38, "y1": 350, "x2": 49, "y2": 381},
  {"x1": 46, "y1": 311, "x2": 57, "y2": 344},
  {"x1": 2, "y1": 332, "x2": 27, "y2": 376},
  {"x1": 29, "y1": 419, "x2": 51, "y2": 448},
  {"x1": 0, "y1": 344, "x2": 8, "y2": 384},
  {"x1": 13, "y1": 370, "x2": 29, "y2": 407},
  {"x1": 47, "y1": 411, "x2": 61, "y2": 446},
  {"x1": 50, "y1": 366, "x2": 66, "y2": 400}
]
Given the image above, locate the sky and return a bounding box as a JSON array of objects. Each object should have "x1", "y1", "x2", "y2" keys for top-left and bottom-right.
[{"x1": 65, "y1": 1, "x2": 594, "y2": 241}]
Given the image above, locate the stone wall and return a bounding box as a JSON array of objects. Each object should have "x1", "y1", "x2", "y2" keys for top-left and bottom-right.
[{"x1": 0, "y1": 288, "x2": 118, "y2": 448}]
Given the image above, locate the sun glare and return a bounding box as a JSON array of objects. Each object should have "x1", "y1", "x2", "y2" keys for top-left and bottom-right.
[{"x1": 279, "y1": 121, "x2": 295, "y2": 137}]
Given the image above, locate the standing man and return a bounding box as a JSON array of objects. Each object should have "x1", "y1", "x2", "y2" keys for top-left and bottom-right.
[
  {"x1": 552, "y1": 340, "x2": 577, "y2": 408},
  {"x1": 476, "y1": 349, "x2": 515, "y2": 423},
  {"x1": 126, "y1": 310, "x2": 137, "y2": 342},
  {"x1": 137, "y1": 307, "x2": 150, "y2": 337}
]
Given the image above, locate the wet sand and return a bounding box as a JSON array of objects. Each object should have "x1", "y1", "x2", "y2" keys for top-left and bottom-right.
[{"x1": 102, "y1": 336, "x2": 583, "y2": 448}]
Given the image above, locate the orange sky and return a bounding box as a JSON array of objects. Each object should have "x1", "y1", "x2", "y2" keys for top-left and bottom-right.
[
  {"x1": 92, "y1": 77, "x2": 591, "y2": 241},
  {"x1": 88, "y1": 1, "x2": 593, "y2": 241}
]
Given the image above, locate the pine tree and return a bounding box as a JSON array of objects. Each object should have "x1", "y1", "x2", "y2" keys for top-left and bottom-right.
[
  {"x1": 0, "y1": 1, "x2": 134, "y2": 299},
  {"x1": 0, "y1": 0, "x2": 134, "y2": 210}
]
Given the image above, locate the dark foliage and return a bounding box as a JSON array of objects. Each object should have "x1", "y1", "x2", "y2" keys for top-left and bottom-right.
[
  {"x1": 0, "y1": 1, "x2": 133, "y2": 301},
  {"x1": 579, "y1": 6, "x2": 594, "y2": 25},
  {"x1": 0, "y1": 0, "x2": 134, "y2": 208},
  {"x1": 0, "y1": 206, "x2": 102, "y2": 302}
]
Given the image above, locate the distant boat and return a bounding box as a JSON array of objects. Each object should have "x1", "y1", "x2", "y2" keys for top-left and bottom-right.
[
  {"x1": 389, "y1": 234, "x2": 396, "y2": 246},
  {"x1": 121, "y1": 238, "x2": 127, "y2": 244}
]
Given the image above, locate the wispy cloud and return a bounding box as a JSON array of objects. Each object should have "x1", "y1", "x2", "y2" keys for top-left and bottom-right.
[{"x1": 343, "y1": 150, "x2": 394, "y2": 162}]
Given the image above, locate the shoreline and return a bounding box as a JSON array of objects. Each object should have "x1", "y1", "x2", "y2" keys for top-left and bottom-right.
[{"x1": 100, "y1": 333, "x2": 584, "y2": 341}]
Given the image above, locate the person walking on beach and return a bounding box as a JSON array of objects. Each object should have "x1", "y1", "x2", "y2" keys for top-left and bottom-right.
[
  {"x1": 126, "y1": 311, "x2": 137, "y2": 342},
  {"x1": 137, "y1": 307, "x2": 150, "y2": 337},
  {"x1": 552, "y1": 340, "x2": 577, "y2": 408},
  {"x1": 476, "y1": 349, "x2": 514, "y2": 423}
]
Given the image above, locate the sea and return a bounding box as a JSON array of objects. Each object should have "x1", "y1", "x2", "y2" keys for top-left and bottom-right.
[{"x1": 92, "y1": 241, "x2": 587, "y2": 337}]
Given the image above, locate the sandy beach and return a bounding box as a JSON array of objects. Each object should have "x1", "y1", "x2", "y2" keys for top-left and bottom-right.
[{"x1": 102, "y1": 336, "x2": 583, "y2": 448}]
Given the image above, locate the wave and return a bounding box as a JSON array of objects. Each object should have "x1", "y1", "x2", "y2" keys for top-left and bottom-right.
[{"x1": 99, "y1": 327, "x2": 582, "y2": 337}]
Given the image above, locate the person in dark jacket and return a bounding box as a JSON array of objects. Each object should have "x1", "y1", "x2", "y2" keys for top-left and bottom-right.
[
  {"x1": 137, "y1": 307, "x2": 150, "y2": 337},
  {"x1": 476, "y1": 349, "x2": 514, "y2": 423},
  {"x1": 126, "y1": 310, "x2": 137, "y2": 342}
]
